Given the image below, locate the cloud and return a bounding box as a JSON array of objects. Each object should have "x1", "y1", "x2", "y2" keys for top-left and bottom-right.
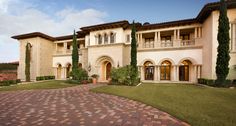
[{"x1": 0, "y1": 0, "x2": 107, "y2": 62}]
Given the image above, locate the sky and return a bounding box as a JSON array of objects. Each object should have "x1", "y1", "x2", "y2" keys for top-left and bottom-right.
[{"x1": 0, "y1": 0, "x2": 218, "y2": 62}]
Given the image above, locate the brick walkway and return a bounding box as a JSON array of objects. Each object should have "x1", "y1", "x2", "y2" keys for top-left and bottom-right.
[{"x1": 0, "y1": 84, "x2": 189, "y2": 126}]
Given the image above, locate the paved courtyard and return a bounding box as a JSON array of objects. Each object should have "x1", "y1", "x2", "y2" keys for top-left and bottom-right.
[{"x1": 0, "y1": 84, "x2": 189, "y2": 126}]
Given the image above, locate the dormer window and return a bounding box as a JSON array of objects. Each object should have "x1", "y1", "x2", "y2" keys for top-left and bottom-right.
[
  {"x1": 110, "y1": 32, "x2": 116, "y2": 43},
  {"x1": 98, "y1": 34, "x2": 102, "y2": 44},
  {"x1": 104, "y1": 33, "x2": 108, "y2": 44}
]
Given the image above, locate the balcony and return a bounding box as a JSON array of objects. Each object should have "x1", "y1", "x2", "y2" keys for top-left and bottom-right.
[
  {"x1": 161, "y1": 40, "x2": 173, "y2": 47},
  {"x1": 180, "y1": 39, "x2": 195, "y2": 46},
  {"x1": 54, "y1": 49, "x2": 82, "y2": 56}
]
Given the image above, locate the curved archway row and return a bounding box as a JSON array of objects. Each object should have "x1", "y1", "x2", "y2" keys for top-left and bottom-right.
[
  {"x1": 139, "y1": 57, "x2": 198, "y2": 66},
  {"x1": 54, "y1": 62, "x2": 83, "y2": 79},
  {"x1": 139, "y1": 58, "x2": 201, "y2": 82}
]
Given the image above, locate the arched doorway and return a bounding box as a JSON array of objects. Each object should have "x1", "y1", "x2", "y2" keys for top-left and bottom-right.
[
  {"x1": 57, "y1": 64, "x2": 62, "y2": 79},
  {"x1": 96, "y1": 56, "x2": 114, "y2": 81},
  {"x1": 144, "y1": 61, "x2": 154, "y2": 80},
  {"x1": 106, "y1": 62, "x2": 112, "y2": 80},
  {"x1": 160, "y1": 60, "x2": 171, "y2": 80},
  {"x1": 179, "y1": 60, "x2": 191, "y2": 81},
  {"x1": 66, "y1": 64, "x2": 71, "y2": 78}
]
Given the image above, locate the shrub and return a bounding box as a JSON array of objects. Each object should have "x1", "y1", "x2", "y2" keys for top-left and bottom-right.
[
  {"x1": 70, "y1": 68, "x2": 88, "y2": 82},
  {"x1": 0, "y1": 79, "x2": 20, "y2": 86},
  {"x1": 111, "y1": 65, "x2": 139, "y2": 86},
  {"x1": 36, "y1": 76, "x2": 55, "y2": 81}
]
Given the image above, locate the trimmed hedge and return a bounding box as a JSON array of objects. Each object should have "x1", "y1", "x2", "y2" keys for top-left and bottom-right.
[
  {"x1": 36, "y1": 76, "x2": 55, "y2": 81},
  {"x1": 0, "y1": 79, "x2": 21, "y2": 86},
  {"x1": 198, "y1": 78, "x2": 235, "y2": 87}
]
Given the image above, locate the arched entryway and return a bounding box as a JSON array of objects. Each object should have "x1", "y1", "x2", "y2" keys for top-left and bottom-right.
[
  {"x1": 101, "y1": 61, "x2": 112, "y2": 81},
  {"x1": 160, "y1": 60, "x2": 171, "y2": 80},
  {"x1": 66, "y1": 63, "x2": 71, "y2": 78},
  {"x1": 144, "y1": 61, "x2": 154, "y2": 80},
  {"x1": 96, "y1": 56, "x2": 114, "y2": 81},
  {"x1": 57, "y1": 64, "x2": 62, "y2": 79},
  {"x1": 179, "y1": 60, "x2": 191, "y2": 81}
]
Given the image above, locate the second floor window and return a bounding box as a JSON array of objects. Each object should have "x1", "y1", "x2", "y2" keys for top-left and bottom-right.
[
  {"x1": 98, "y1": 34, "x2": 102, "y2": 44},
  {"x1": 110, "y1": 33, "x2": 116, "y2": 43},
  {"x1": 104, "y1": 33, "x2": 108, "y2": 44}
]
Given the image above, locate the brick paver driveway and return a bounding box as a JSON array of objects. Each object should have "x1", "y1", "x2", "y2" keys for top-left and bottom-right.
[{"x1": 0, "y1": 84, "x2": 189, "y2": 126}]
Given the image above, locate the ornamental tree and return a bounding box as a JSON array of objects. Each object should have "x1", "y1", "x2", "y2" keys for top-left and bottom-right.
[
  {"x1": 216, "y1": 0, "x2": 230, "y2": 85},
  {"x1": 72, "y1": 30, "x2": 79, "y2": 79},
  {"x1": 130, "y1": 21, "x2": 138, "y2": 85},
  {"x1": 25, "y1": 43, "x2": 31, "y2": 82}
]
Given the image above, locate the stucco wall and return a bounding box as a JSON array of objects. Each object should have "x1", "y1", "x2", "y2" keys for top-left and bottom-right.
[
  {"x1": 38, "y1": 37, "x2": 54, "y2": 76},
  {"x1": 18, "y1": 37, "x2": 40, "y2": 81}
]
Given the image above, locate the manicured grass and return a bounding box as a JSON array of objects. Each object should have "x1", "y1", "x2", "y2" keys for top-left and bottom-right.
[
  {"x1": 91, "y1": 83, "x2": 236, "y2": 126},
  {"x1": 0, "y1": 80, "x2": 77, "y2": 91}
]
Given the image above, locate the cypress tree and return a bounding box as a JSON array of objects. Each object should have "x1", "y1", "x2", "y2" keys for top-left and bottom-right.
[
  {"x1": 72, "y1": 30, "x2": 79, "y2": 79},
  {"x1": 25, "y1": 43, "x2": 31, "y2": 82},
  {"x1": 216, "y1": 0, "x2": 230, "y2": 85},
  {"x1": 130, "y1": 21, "x2": 138, "y2": 85}
]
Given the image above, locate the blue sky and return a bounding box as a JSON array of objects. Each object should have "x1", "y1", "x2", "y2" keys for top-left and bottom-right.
[
  {"x1": 23, "y1": 0, "x2": 218, "y2": 23},
  {"x1": 0, "y1": 0, "x2": 218, "y2": 62}
]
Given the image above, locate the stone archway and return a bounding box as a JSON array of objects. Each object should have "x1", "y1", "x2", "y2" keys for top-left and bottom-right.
[{"x1": 95, "y1": 56, "x2": 114, "y2": 82}]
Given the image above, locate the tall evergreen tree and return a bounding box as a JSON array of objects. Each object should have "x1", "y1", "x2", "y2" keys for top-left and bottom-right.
[
  {"x1": 216, "y1": 0, "x2": 230, "y2": 85},
  {"x1": 72, "y1": 30, "x2": 79, "y2": 78},
  {"x1": 25, "y1": 43, "x2": 31, "y2": 82},
  {"x1": 130, "y1": 21, "x2": 138, "y2": 85}
]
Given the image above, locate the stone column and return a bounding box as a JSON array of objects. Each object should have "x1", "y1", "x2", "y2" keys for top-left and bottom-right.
[
  {"x1": 197, "y1": 65, "x2": 201, "y2": 79},
  {"x1": 157, "y1": 65, "x2": 160, "y2": 81},
  {"x1": 195, "y1": 27, "x2": 198, "y2": 38},
  {"x1": 154, "y1": 32, "x2": 158, "y2": 48},
  {"x1": 62, "y1": 67, "x2": 66, "y2": 79},
  {"x1": 157, "y1": 31, "x2": 161, "y2": 48},
  {"x1": 140, "y1": 33, "x2": 143, "y2": 48},
  {"x1": 55, "y1": 44, "x2": 58, "y2": 53},
  {"x1": 176, "y1": 65, "x2": 179, "y2": 82},
  {"x1": 64, "y1": 42, "x2": 67, "y2": 54},
  {"x1": 140, "y1": 66, "x2": 144, "y2": 81},
  {"x1": 154, "y1": 66, "x2": 158, "y2": 81},
  {"x1": 193, "y1": 65, "x2": 197, "y2": 83}
]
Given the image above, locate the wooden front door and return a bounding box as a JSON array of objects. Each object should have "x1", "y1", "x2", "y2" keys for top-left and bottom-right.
[{"x1": 106, "y1": 63, "x2": 112, "y2": 80}]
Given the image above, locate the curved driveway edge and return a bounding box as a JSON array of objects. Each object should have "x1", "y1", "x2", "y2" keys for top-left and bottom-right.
[{"x1": 0, "y1": 84, "x2": 189, "y2": 126}]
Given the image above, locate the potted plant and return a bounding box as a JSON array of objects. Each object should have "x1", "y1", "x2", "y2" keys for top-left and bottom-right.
[{"x1": 91, "y1": 74, "x2": 99, "y2": 84}]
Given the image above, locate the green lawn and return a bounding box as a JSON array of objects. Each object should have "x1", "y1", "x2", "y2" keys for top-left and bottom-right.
[
  {"x1": 0, "y1": 80, "x2": 77, "y2": 91},
  {"x1": 91, "y1": 83, "x2": 236, "y2": 126}
]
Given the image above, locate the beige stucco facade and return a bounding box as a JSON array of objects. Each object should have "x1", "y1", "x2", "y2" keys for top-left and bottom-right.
[{"x1": 13, "y1": 1, "x2": 236, "y2": 83}]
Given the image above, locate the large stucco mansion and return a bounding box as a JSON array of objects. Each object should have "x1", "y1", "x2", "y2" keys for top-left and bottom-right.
[{"x1": 12, "y1": 1, "x2": 236, "y2": 83}]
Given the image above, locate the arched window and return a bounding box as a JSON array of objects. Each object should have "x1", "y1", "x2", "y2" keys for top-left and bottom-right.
[
  {"x1": 104, "y1": 33, "x2": 108, "y2": 44},
  {"x1": 110, "y1": 32, "x2": 115, "y2": 43},
  {"x1": 144, "y1": 61, "x2": 154, "y2": 80},
  {"x1": 98, "y1": 34, "x2": 102, "y2": 44},
  {"x1": 160, "y1": 60, "x2": 171, "y2": 80}
]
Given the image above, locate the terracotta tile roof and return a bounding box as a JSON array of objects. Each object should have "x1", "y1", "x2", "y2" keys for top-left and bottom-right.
[
  {"x1": 80, "y1": 20, "x2": 130, "y2": 31},
  {"x1": 12, "y1": 32, "x2": 56, "y2": 41}
]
